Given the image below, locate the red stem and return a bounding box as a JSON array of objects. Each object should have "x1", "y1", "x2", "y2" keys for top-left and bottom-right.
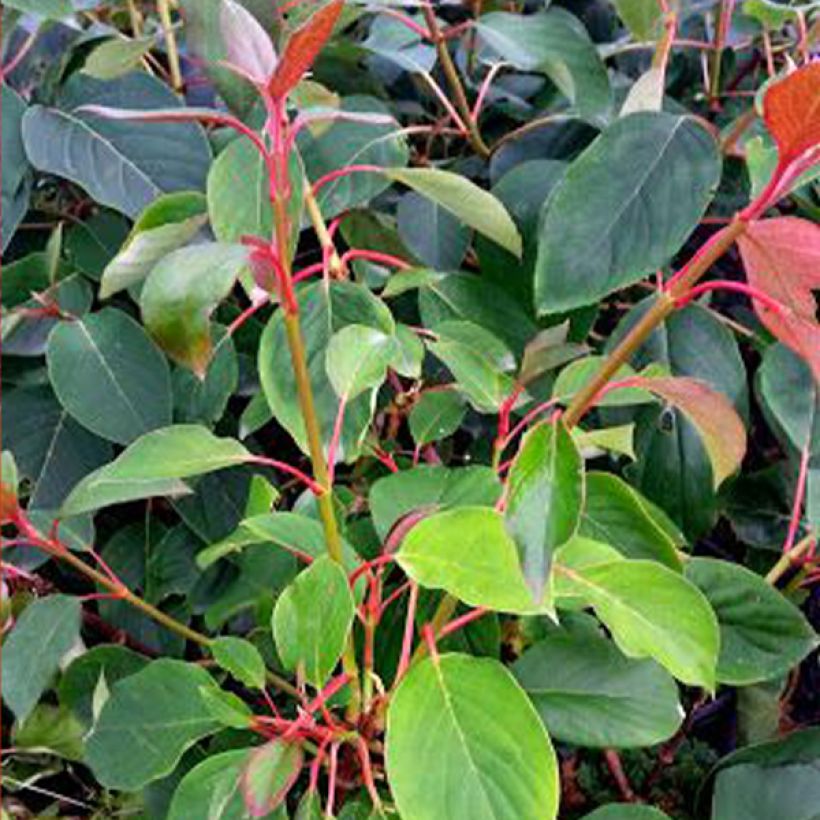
[
  {"x1": 395, "y1": 582, "x2": 419, "y2": 682},
  {"x1": 312, "y1": 164, "x2": 384, "y2": 195},
  {"x1": 437, "y1": 607, "x2": 488, "y2": 640},
  {"x1": 783, "y1": 444, "x2": 811, "y2": 554},
  {"x1": 246, "y1": 455, "x2": 324, "y2": 495},
  {"x1": 674, "y1": 279, "x2": 789, "y2": 316},
  {"x1": 340, "y1": 249, "x2": 412, "y2": 270}
]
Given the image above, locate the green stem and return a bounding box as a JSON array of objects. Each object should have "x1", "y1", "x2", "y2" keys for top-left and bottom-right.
[
  {"x1": 765, "y1": 535, "x2": 816, "y2": 586},
  {"x1": 270, "y1": 117, "x2": 361, "y2": 716},
  {"x1": 410, "y1": 592, "x2": 458, "y2": 665},
  {"x1": 37, "y1": 537, "x2": 299, "y2": 696},
  {"x1": 421, "y1": 4, "x2": 490, "y2": 159},
  {"x1": 563, "y1": 216, "x2": 748, "y2": 428},
  {"x1": 157, "y1": 0, "x2": 182, "y2": 91}
]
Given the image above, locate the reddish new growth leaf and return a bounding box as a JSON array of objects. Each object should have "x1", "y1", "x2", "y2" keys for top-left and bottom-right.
[
  {"x1": 763, "y1": 61, "x2": 820, "y2": 170},
  {"x1": 738, "y1": 217, "x2": 820, "y2": 383},
  {"x1": 0, "y1": 485, "x2": 18, "y2": 525},
  {"x1": 268, "y1": 0, "x2": 344, "y2": 100},
  {"x1": 631, "y1": 376, "x2": 747, "y2": 488},
  {"x1": 746, "y1": 62, "x2": 820, "y2": 216}
]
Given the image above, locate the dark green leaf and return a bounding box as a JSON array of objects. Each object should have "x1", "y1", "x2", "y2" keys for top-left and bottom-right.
[
  {"x1": 536, "y1": 114, "x2": 719, "y2": 313},
  {"x1": 1, "y1": 595, "x2": 81, "y2": 721},
  {"x1": 513, "y1": 630, "x2": 683, "y2": 747},
  {"x1": 85, "y1": 659, "x2": 220, "y2": 791},
  {"x1": 409, "y1": 390, "x2": 467, "y2": 448},
  {"x1": 211, "y1": 636, "x2": 267, "y2": 690},
  {"x1": 46, "y1": 309, "x2": 172, "y2": 444},
  {"x1": 685, "y1": 558, "x2": 817, "y2": 685}
]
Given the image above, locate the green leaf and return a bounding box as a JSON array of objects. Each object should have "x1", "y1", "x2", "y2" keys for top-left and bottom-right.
[
  {"x1": 757, "y1": 343, "x2": 819, "y2": 453},
  {"x1": 582, "y1": 806, "x2": 672, "y2": 820},
  {"x1": 46, "y1": 309, "x2": 172, "y2": 445},
  {"x1": 272, "y1": 555, "x2": 355, "y2": 687},
  {"x1": 199, "y1": 686, "x2": 254, "y2": 729},
  {"x1": 685, "y1": 558, "x2": 818, "y2": 685},
  {"x1": 384, "y1": 167, "x2": 521, "y2": 257},
  {"x1": 100, "y1": 192, "x2": 208, "y2": 298},
  {"x1": 259, "y1": 281, "x2": 394, "y2": 463},
  {"x1": 299, "y1": 95, "x2": 407, "y2": 219},
  {"x1": 325, "y1": 324, "x2": 397, "y2": 399},
  {"x1": 85, "y1": 659, "x2": 220, "y2": 791},
  {"x1": 2, "y1": 83, "x2": 30, "y2": 253},
  {"x1": 12, "y1": 703, "x2": 85, "y2": 761},
  {"x1": 553, "y1": 357, "x2": 656, "y2": 407},
  {"x1": 579, "y1": 472, "x2": 684, "y2": 569},
  {"x1": 3, "y1": 0, "x2": 73, "y2": 18},
  {"x1": 22, "y1": 73, "x2": 211, "y2": 219},
  {"x1": 555, "y1": 559, "x2": 719, "y2": 688},
  {"x1": 243, "y1": 740, "x2": 303, "y2": 817},
  {"x1": 1, "y1": 595, "x2": 81, "y2": 721},
  {"x1": 211, "y1": 636, "x2": 267, "y2": 690},
  {"x1": 477, "y1": 9, "x2": 612, "y2": 124},
  {"x1": 513, "y1": 630, "x2": 683, "y2": 747},
  {"x1": 505, "y1": 421, "x2": 584, "y2": 606},
  {"x1": 397, "y1": 191, "x2": 470, "y2": 270},
  {"x1": 140, "y1": 242, "x2": 249, "y2": 375},
  {"x1": 369, "y1": 465, "x2": 501, "y2": 540},
  {"x1": 397, "y1": 507, "x2": 547, "y2": 614},
  {"x1": 427, "y1": 321, "x2": 517, "y2": 413},
  {"x1": 612, "y1": 0, "x2": 664, "y2": 40},
  {"x1": 64, "y1": 210, "x2": 131, "y2": 280},
  {"x1": 2, "y1": 385, "x2": 113, "y2": 510},
  {"x1": 386, "y1": 654, "x2": 559, "y2": 820},
  {"x1": 83, "y1": 36, "x2": 155, "y2": 80},
  {"x1": 58, "y1": 645, "x2": 148, "y2": 726},
  {"x1": 168, "y1": 748, "x2": 287, "y2": 820},
  {"x1": 409, "y1": 390, "x2": 467, "y2": 448},
  {"x1": 61, "y1": 425, "x2": 251, "y2": 516},
  {"x1": 536, "y1": 113, "x2": 719, "y2": 314}
]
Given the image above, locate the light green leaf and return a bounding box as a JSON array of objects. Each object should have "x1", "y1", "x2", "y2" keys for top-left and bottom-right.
[
  {"x1": 685, "y1": 558, "x2": 818, "y2": 685},
  {"x1": 1, "y1": 595, "x2": 81, "y2": 721},
  {"x1": 384, "y1": 167, "x2": 522, "y2": 257},
  {"x1": 61, "y1": 425, "x2": 250, "y2": 516},
  {"x1": 211, "y1": 636, "x2": 267, "y2": 690},
  {"x1": 555, "y1": 559, "x2": 719, "y2": 688},
  {"x1": 100, "y1": 191, "x2": 208, "y2": 298},
  {"x1": 325, "y1": 324, "x2": 397, "y2": 399},
  {"x1": 386, "y1": 654, "x2": 559, "y2": 820},
  {"x1": 141, "y1": 243, "x2": 249, "y2": 375},
  {"x1": 505, "y1": 422, "x2": 584, "y2": 606},
  {"x1": 477, "y1": 9, "x2": 612, "y2": 124},
  {"x1": 612, "y1": 0, "x2": 665, "y2": 39},
  {"x1": 199, "y1": 685, "x2": 254, "y2": 729},
  {"x1": 85, "y1": 659, "x2": 220, "y2": 791},
  {"x1": 573, "y1": 424, "x2": 636, "y2": 460},
  {"x1": 514, "y1": 630, "x2": 683, "y2": 747},
  {"x1": 168, "y1": 748, "x2": 287, "y2": 820},
  {"x1": 83, "y1": 36, "x2": 155, "y2": 80},
  {"x1": 398, "y1": 507, "x2": 547, "y2": 614},
  {"x1": 272, "y1": 555, "x2": 355, "y2": 687},
  {"x1": 409, "y1": 390, "x2": 467, "y2": 448},
  {"x1": 46, "y1": 309, "x2": 172, "y2": 445},
  {"x1": 552, "y1": 357, "x2": 656, "y2": 406},
  {"x1": 579, "y1": 472, "x2": 684, "y2": 569},
  {"x1": 536, "y1": 113, "x2": 720, "y2": 314},
  {"x1": 12, "y1": 704, "x2": 85, "y2": 761}
]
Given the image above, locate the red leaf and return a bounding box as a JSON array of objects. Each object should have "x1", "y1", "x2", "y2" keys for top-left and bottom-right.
[
  {"x1": 268, "y1": 0, "x2": 344, "y2": 100},
  {"x1": 630, "y1": 377, "x2": 746, "y2": 488},
  {"x1": 738, "y1": 217, "x2": 820, "y2": 383},
  {"x1": 763, "y1": 62, "x2": 820, "y2": 169},
  {"x1": 0, "y1": 485, "x2": 18, "y2": 525}
]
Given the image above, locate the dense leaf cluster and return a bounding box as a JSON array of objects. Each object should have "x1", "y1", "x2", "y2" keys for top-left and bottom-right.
[{"x1": 2, "y1": 1, "x2": 819, "y2": 819}]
